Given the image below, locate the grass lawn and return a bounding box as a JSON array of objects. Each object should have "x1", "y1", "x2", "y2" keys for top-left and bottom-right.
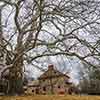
[{"x1": 0, "y1": 95, "x2": 100, "y2": 100}]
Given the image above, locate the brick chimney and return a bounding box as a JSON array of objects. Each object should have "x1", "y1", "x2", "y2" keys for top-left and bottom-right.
[{"x1": 48, "y1": 64, "x2": 54, "y2": 70}]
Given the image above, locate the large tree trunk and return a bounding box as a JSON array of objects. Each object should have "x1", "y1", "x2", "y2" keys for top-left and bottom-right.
[{"x1": 8, "y1": 45, "x2": 24, "y2": 95}]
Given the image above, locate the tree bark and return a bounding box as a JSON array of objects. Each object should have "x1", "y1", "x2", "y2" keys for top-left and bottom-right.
[{"x1": 8, "y1": 45, "x2": 24, "y2": 95}]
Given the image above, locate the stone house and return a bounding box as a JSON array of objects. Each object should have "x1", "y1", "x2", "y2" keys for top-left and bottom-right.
[{"x1": 24, "y1": 64, "x2": 74, "y2": 95}]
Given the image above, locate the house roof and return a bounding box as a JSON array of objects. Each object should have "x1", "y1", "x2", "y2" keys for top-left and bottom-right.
[
  {"x1": 38, "y1": 64, "x2": 70, "y2": 80},
  {"x1": 27, "y1": 80, "x2": 39, "y2": 87}
]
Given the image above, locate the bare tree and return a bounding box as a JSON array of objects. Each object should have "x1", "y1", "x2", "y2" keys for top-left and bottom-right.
[{"x1": 0, "y1": 0, "x2": 100, "y2": 94}]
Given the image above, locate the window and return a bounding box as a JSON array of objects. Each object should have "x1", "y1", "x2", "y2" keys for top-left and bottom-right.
[
  {"x1": 32, "y1": 89, "x2": 34, "y2": 92},
  {"x1": 43, "y1": 86, "x2": 46, "y2": 91},
  {"x1": 24, "y1": 88, "x2": 27, "y2": 91},
  {"x1": 36, "y1": 88, "x2": 39, "y2": 94},
  {"x1": 58, "y1": 85, "x2": 60, "y2": 89},
  {"x1": 54, "y1": 72, "x2": 56, "y2": 74},
  {"x1": 43, "y1": 79, "x2": 45, "y2": 82}
]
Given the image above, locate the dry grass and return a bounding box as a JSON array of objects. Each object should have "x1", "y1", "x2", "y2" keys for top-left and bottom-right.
[{"x1": 0, "y1": 95, "x2": 100, "y2": 100}]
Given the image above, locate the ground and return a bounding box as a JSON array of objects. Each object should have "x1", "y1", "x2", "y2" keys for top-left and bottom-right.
[{"x1": 0, "y1": 95, "x2": 100, "y2": 100}]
